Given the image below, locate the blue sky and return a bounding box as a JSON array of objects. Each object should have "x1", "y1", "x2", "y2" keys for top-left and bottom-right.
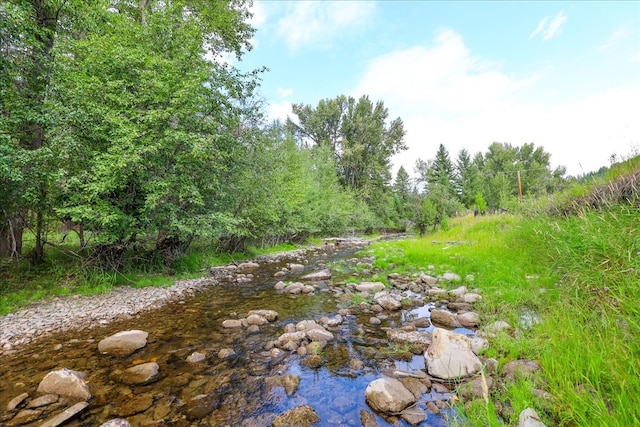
[{"x1": 236, "y1": 1, "x2": 640, "y2": 176}]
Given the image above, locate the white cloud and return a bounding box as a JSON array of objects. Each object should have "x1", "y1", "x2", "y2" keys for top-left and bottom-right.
[
  {"x1": 598, "y1": 27, "x2": 629, "y2": 51},
  {"x1": 276, "y1": 1, "x2": 375, "y2": 51},
  {"x1": 352, "y1": 29, "x2": 639, "y2": 177},
  {"x1": 267, "y1": 101, "x2": 293, "y2": 123},
  {"x1": 277, "y1": 87, "x2": 293, "y2": 98},
  {"x1": 529, "y1": 10, "x2": 567, "y2": 41},
  {"x1": 529, "y1": 17, "x2": 548, "y2": 40},
  {"x1": 544, "y1": 10, "x2": 567, "y2": 40}
]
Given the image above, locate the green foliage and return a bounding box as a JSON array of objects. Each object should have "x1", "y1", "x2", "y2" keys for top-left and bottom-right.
[{"x1": 288, "y1": 94, "x2": 407, "y2": 227}]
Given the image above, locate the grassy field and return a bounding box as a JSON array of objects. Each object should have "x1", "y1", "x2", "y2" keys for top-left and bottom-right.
[{"x1": 364, "y1": 206, "x2": 639, "y2": 426}]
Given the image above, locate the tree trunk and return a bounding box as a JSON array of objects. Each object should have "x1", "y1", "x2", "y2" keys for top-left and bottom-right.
[{"x1": 0, "y1": 217, "x2": 24, "y2": 258}]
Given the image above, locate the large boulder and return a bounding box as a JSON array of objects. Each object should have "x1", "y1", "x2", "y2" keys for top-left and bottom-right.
[
  {"x1": 365, "y1": 377, "x2": 416, "y2": 413},
  {"x1": 98, "y1": 330, "x2": 148, "y2": 356},
  {"x1": 37, "y1": 369, "x2": 91, "y2": 400},
  {"x1": 120, "y1": 362, "x2": 159, "y2": 385},
  {"x1": 424, "y1": 328, "x2": 482, "y2": 380}
]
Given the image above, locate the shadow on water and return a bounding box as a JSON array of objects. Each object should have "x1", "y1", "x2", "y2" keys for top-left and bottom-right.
[{"x1": 0, "y1": 243, "x2": 459, "y2": 426}]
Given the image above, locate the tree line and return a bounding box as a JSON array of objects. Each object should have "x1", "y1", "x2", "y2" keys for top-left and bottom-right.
[{"x1": 0, "y1": 1, "x2": 567, "y2": 271}]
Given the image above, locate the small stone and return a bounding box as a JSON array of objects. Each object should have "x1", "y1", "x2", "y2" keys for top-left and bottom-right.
[
  {"x1": 222, "y1": 319, "x2": 243, "y2": 328},
  {"x1": 98, "y1": 419, "x2": 132, "y2": 427},
  {"x1": 218, "y1": 348, "x2": 236, "y2": 359},
  {"x1": 6, "y1": 392, "x2": 29, "y2": 411},
  {"x1": 457, "y1": 311, "x2": 481, "y2": 328},
  {"x1": 426, "y1": 401, "x2": 440, "y2": 414},
  {"x1": 187, "y1": 352, "x2": 206, "y2": 363},
  {"x1": 349, "y1": 359, "x2": 365, "y2": 370},
  {"x1": 369, "y1": 317, "x2": 381, "y2": 325},
  {"x1": 365, "y1": 377, "x2": 416, "y2": 413},
  {"x1": 401, "y1": 406, "x2": 426, "y2": 426},
  {"x1": 26, "y1": 394, "x2": 58, "y2": 409}
]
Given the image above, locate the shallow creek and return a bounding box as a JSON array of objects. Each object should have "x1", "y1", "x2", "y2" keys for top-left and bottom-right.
[{"x1": 0, "y1": 244, "x2": 471, "y2": 426}]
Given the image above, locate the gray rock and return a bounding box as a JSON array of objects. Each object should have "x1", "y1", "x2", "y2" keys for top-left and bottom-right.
[
  {"x1": 449, "y1": 286, "x2": 468, "y2": 296},
  {"x1": 247, "y1": 309, "x2": 278, "y2": 322},
  {"x1": 458, "y1": 374, "x2": 494, "y2": 401},
  {"x1": 359, "y1": 409, "x2": 379, "y2": 427},
  {"x1": 218, "y1": 348, "x2": 236, "y2": 359},
  {"x1": 356, "y1": 282, "x2": 386, "y2": 293},
  {"x1": 288, "y1": 263, "x2": 305, "y2": 274},
  {"x1": 419, "y1": 274, "x2": 438, "y2": 286},
  {"x1": 369, "y1": 317, "x2": 381, "y2": 325},
  {"x1": 98, "y1": 420, "x2": 132, "y2": 427},
  {"x1": 468, "y1": 335, "x2": 490, "y2": 355},
  {"x1": 387, "y1": 330, "x2": 432, "y2": 352},
  {"x1": 485, "y1": 320, "x2": 512, "y2": 334},
  {"x1": 457, "y1": 311, "x2": 481, "y2": 328},
  {"x1": 518, "y1": 407, "x2": 547, "y2": 427},
  {"x1": 6, "y1": 392, "x2": 29, "y2": 411},
  {"x1": 401, "y1": 407, "x2": 426, "y2": 426},
  {"x1": 503, "y1": 360, "x2": 541, "y2": 382},
  {"x1": 439, "y1": 272, "x2": 461, "y2": 281},
  {"x1": 37, "y1": 368, "x2": 91, "y2": 400},
  {"x1": 121, "y1": 362, "x2": 159, "y2": 385},
  {"x1": 26, "y1": 394, "x2": 58, "y2": 409},
  {"x1": 274, "y1": 281, "x2": 286, "y2": 290},
  {"x1": 39, "y1": 402, "x2": 89, "y2": 427},
  {"x1": 424, "y1": 328, "x2": 482, "y2": 380},
  {"x1": 246, "y1": 314, "x2": 268, "y2": 326},
  {"x1": 365, "y1": 377, "x2": 416, "y2": 413},
  {"x1": 98, "y1": 330, "x2": 148, "y2": 356},
  {"x1": 430, "y1": 309, "x2": 461, "y2": 328},
  {"x1": 236, "y1": 261, "x2": 259, "y2": 271},
  {"x1": 459, "y1": 293, "x2": 482, "y2": 303},
  {"x1": 301, "y1": 269, "x2": 331, "y2": 281},
  {"x1": 374, "y1": 293, "x2": 402, "y2": 311},
  {"x1": 187, "y1": 352, "x2": 206, "y2": 363},
  {"x1": 324, "y1": 314, "x2": 343, "y2": 327},
  {"x1": 306, "y1": 328, "x2": 334, "y2": 342},
  {"x1": 222, "y1": 319, "x2": 243, "y2": 328}
]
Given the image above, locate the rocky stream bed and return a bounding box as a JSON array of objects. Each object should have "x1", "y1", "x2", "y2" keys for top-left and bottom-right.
[{"x1": 0, "y1": 239, "x2": 548, "y2": 427}]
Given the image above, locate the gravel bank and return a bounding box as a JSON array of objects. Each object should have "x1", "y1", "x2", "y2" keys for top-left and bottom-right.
[{"x1": 0, "y1": 272, "x2": 231, "y2": 354}]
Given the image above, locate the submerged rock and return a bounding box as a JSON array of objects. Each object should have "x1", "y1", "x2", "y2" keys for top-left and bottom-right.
[
  {"x1": 121, "y1": 362, "x2": 159, "y2": 385},
  {"x1": 98, "y1": 330, "x2": 148, "y2": 356},
  {"x1": 424, "y1": 328, "x2": 482, "y2": 380},
  {"x1": 39, "y1": 402, "x2": 89, "y2": 427},
  {"x1": 272, "y1": 404, "x2": 320, "y2": 427}
]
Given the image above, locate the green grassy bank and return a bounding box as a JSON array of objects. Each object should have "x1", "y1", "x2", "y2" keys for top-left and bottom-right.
[{"x1": 364, "y1": 206, "x2": 639, "y2": 426}]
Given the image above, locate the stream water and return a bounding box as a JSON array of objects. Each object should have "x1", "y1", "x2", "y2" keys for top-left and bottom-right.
[{"x1": 0, "y1": 244, "x2": 464, "y2": 426}]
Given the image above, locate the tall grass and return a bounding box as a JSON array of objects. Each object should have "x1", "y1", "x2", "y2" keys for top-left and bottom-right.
[{"x1": 365, "y1": 204, "x2": 639, "y2": 425}]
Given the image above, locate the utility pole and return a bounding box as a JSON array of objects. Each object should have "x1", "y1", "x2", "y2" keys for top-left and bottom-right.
[{"x1": 517, "y1": 170, "x2": 523, "y2": 203}]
